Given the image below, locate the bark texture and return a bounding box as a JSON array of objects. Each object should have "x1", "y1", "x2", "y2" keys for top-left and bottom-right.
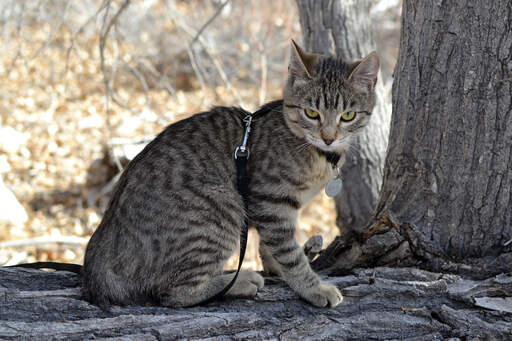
[
  {"x1": 376, "y1": 1, "x2": 512, "y2": 262},
  {"x1": 2, "y1": 267, "x2": 512, "y2": 340},
  {"x1": 313, "y1": 0, "x2": 512, "y2": 277},
  {"x1": 296, "y1": 0, "x2": 391, "y2": 232}
]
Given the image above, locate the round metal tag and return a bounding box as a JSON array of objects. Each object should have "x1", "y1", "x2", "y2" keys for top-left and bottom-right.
[{"x1": 325, "y1": 178, "x2": 342, "y2": 197}]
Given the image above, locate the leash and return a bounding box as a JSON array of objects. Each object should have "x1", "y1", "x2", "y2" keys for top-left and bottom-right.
[
  {"x1": 8, "y1": 100, "x2": 341, "y2": 307},
  {"x1": 6, "y1": 101, "x2": 283, "y2": 307},
  {"x1": 192, "y1": 100, "x2": 284, "y2": 306},
  {"x1": 6, "y1": 101, "x2": 282, "y2": 307}
]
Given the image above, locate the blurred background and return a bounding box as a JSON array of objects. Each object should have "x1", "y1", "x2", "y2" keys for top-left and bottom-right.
[{"x1": 0, "y1": 0, "x2": 400, "y2": 269}]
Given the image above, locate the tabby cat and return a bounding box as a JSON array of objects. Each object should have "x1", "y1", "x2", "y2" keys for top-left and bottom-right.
[{"x1": 82, "y1": 41, "x2": 379, "y2": 308}]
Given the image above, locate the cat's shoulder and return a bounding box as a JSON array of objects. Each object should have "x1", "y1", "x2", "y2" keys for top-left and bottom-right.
[
  {"x1": 169, "y1": 105, "x2": 248, "y2": 128},
  {"x1": 210, "y1": 104, "x2": 250, "y2": 118}
]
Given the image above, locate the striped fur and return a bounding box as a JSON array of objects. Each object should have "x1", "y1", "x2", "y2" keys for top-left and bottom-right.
[{"x1": 82, "y1": 42, "x2": 379, "y2": 308}]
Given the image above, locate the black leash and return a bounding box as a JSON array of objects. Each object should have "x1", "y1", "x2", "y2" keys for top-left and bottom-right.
[
  {"x1": 6, "y1": 101, "x2": 283, "y2": 307},
  {"x1": 8, "y1": 100, "x2": 339, "y2": 307},
  {"x1": 192, "y1": 100, "x2": 284, "y2": 306}
]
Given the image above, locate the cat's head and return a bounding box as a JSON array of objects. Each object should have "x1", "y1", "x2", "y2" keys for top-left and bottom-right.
[{"x1": 282, "y1": 40, "x2": 379, "y2": 154}]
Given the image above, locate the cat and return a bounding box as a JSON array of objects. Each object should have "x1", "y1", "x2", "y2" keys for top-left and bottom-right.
[{"x1": 82, "y1": 40, "x2": 379, "y2": 308}]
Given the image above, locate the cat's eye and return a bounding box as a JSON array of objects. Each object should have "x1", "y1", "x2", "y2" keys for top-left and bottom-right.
[
  {"x1": 340, "y1": 111, "x2": 357, "y2": 122},
  {"x1": 304, "y1": 108, "x2": 320, "y2": 120}
]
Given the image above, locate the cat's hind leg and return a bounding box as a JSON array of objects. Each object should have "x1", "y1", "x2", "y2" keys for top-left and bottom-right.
[
  {"x1": 159, "y1": 270, "x2": 264, "y2": 307},
  {"x1": 224, "y1": 270, "x2": 264, "y2": 297}
]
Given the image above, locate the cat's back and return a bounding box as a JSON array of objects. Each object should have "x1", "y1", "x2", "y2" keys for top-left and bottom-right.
[
  {"x1": 148, "y1": 105, "x2": 247, "y2": 161},
  {"x1": 82, "y1": 106, "x2": 249, "y2": 306},
  {"x1": 93, "y1": 105, "x2": 250, "y2": 232}
]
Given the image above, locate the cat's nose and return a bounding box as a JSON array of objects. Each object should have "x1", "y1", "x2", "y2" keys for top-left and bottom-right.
[{"x1": 323, "y1": 137, "x2": 334, "y2": 145}]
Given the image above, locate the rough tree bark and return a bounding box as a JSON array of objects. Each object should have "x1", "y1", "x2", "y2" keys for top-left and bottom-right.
[
  {"x1": 296, "y1": 0, "x2": 391, "y2": 233},
  {"x1": 2, "y1": 267, "x2": 511, "y2": 340},
  {"x1": 313, "y1": 0, "x2": 512, "y2": 277}
]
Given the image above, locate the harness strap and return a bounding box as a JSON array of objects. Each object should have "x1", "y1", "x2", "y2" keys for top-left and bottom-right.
[
  {"x1": 192, "y1": 100, "x2": 283, "y2": 306},
  {"x1": 8, "y1": 100, "x2": 293, "y2": 307}
]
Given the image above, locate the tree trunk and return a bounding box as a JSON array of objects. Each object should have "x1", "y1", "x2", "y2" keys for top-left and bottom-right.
[
  {"x1": 2, "y1": 267, "x2": 511, "y2": 340},
  {"x1": 377, "y1": 0, "x2": 512, "y2": 268},
  {"x1": 296, "y1": 0, "x2": 391, "y2": 233},
  {"x1": 313, "y1": 0, "x2": 512, "y2": 278}
]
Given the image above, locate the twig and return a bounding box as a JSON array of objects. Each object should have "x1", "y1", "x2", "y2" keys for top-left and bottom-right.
[
  {"x1": 31, "y1": 0, "x2": 72, "y2": 59},
  {"x1": 99, "y1": 0, "x2": 133, "y2": 111},
  {"x1": 133, "y1": 56, "x2": 176, "y2": 95},
  {"x1": 99, "y1": 0, "x2": 131, "y2": 172},
  {"x1": 184, "y1": 44, "x2": 209, "y2": 104},
  {"x1": 164, "y1": 2, "x2": 216, "y2": 103},
  {"x1": 109, "y1": 136, "x2": 155, "y2": 146},
  {"x1": 65, "y1": 1, "x2": 109, "y2": 81},
  {"x1": 168, "y1": 8, "x2": 244, "y2": 106},
  {"x1": 5, "y1": 1, "x2": 25, "y2": 76},
  {"x1": 190, "y1": 0, "x2": 230, "y2": 45},
  {"x1": 1, "y1": 1, "x2": 18, "y2": 47},
  {"x1": 108, "y1": 35, "x2": 133, "y2": 111},
  {"x1": 203, "y1": 46, "x2": 244, "y2": 105},
  {"x1": 123, "y1": 60, "x2": 150, "y2": 106},
  {"x1": 0, "y1": 236, "x2": 88, "y2": 249},
  {"x1": 87, "y1": 172, "x2": 122, "y2": 208}
]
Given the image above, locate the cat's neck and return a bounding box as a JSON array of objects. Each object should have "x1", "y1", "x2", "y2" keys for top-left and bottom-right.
[{"x1": 315, "y1": 149, "x2": 341, "y2": 169}]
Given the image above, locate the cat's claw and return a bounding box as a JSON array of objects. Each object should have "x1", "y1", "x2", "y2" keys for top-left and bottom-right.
[{"x1": 303, "y1": 282, "x2": 343, "y2": 307}]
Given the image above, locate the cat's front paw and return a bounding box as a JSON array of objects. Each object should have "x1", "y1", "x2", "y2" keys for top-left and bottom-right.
[{"x1": 302, "y1": 282, "x2": 343, "y2": 307}]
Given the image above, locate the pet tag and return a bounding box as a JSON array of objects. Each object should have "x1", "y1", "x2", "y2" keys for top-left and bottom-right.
[{"x1": 325, "y1": 177, "x2": 342, "y2": 197}]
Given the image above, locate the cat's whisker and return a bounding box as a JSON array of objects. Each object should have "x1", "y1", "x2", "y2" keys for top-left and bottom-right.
[{"x1": 295, "y1": 142, "x2": 313, "y2": 154}]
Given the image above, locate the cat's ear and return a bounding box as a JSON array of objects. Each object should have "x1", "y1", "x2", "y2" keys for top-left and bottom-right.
[
  {"x1": 289, "y1": 39, "x2": 317, "y2": 79},
  {"x1": 348, "y1": 52, "x2": 380, "y2": 90}
]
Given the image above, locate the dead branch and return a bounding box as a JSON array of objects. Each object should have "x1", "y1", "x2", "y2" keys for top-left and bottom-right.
[
  {"x1": 4, "y1": 1, "x2": 26, "y2": 76},
  {"x1": 190, "y1": 0, "x2": 230, "y2": 45},
  {"x1": 166, "y1": 2, "x2": 244, "y2": 106},
  {"x1": 98, "y1": 0, "x2": 131, "y2": 172},
  {"x1": 64, "y1": 1, "x2": 109, "y2": 80}
]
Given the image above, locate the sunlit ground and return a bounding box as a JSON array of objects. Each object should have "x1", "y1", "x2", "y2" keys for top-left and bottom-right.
[{"x1": 0, "y1": 14, "x2": 338, "y2": 270}]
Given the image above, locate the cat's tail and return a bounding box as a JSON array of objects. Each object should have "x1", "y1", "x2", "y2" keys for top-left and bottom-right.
[{"x1": 6, "y1": 261, "x2": 82, "y2": 273}]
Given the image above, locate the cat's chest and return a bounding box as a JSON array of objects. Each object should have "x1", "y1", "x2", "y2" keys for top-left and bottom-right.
[{"x1": 296, "y1": 160, "x2": 334, "y2": 205}]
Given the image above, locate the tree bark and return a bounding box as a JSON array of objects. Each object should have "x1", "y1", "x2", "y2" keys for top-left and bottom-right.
[
  {"x1": 312, "y1": 0, "x2": 512, "y2": 277},
  {"x1": 376, "y1": 0, "x2": 512, "y2": 266},
  {"x1": 378, "y1": 0, "x2": 512, "y2": 255},
  {"x1": 296, "y1": 0, "x2": 391, "y2": 232},
  {"x1": 2, "y1": 267, "x2": 512, "y2": 340}
]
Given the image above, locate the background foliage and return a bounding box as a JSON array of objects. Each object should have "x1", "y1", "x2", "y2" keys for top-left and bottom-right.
[{"x1": 0, "y1": 0, "x2": 400, "y2": 268}]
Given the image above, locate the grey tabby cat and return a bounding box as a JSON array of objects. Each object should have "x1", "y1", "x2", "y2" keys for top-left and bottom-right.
[{"x1": 83, "y1": 41, "x2": 379, "y2": 308}]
